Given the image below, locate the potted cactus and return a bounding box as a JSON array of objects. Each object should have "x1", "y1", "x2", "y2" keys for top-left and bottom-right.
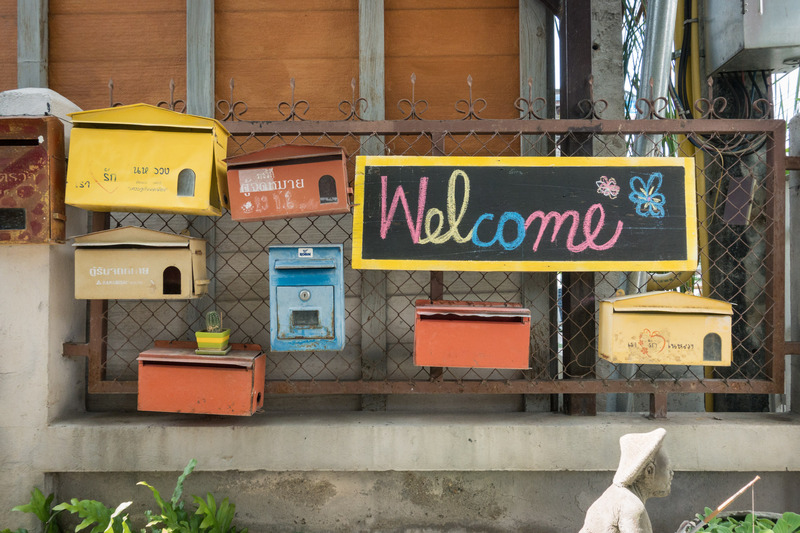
[{"x1": 195, "y1": 310, "x2": 231, "y2": 355}]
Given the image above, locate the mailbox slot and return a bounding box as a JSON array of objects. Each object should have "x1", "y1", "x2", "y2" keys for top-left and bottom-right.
[
  {"x1": 414, "y1": 300, "x2": 532, "y2": 369},
  {"x1": 269, "y1": 244, "x2": 345, "y2": 351},
  {"x1": 598, "y1": 291, "x2": 733, "y2": 366},
  {"x1": 0, "y1": 116, "x2": 66, "y2": 244}
]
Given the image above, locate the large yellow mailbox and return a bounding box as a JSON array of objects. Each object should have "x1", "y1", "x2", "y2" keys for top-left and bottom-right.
[
  {"x1": 598, "y1": 291, "x2": 733, "y2": 366},
  {"x1": 65, "y1": 104, "x2": 230, "y2": 216}
]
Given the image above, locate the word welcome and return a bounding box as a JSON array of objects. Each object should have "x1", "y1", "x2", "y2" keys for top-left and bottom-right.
[{"x1": 380, "y1": 170, "x2": 623, "y2": 252}]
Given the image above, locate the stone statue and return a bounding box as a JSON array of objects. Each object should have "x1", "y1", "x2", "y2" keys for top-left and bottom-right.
[{"x1": 579, "y1": 428, "x2": 673, "y2": 533}]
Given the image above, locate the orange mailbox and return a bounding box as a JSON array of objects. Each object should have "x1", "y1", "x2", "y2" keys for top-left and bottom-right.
[
  {"x1": 138, "y1": 342, "x2": 265, "y2": 416},
  {"x1": 226, "y1": 145, "x2": 351, "y2": 221},
  {"x1": 414, "y1": 300, "x2": 531, "y2": 369}
]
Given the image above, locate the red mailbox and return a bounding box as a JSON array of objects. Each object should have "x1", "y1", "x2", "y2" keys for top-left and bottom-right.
[
  {"x1": 0, "y1": 116, "x2": 66, "y2": 244},
  {"x1": 226, "y1": 145, "x2": 350, "y2": 221},
  {"x1": 138, "y1": 341, "x2": 265, "y2": 416},
  {"x1": 414, "y1": 300, "x2": 531, "y2": 369}
]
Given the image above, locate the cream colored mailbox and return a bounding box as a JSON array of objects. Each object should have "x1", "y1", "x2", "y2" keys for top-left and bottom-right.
[
  {"x1": 598, "y1": 291, "x2": 733, "y2": 366},
  {"x1": 73, "y1": 226, "x2": 209, "y2": 300},
  {"x1": 65, "y1": 104, "x2": 230, "y2": 216}
]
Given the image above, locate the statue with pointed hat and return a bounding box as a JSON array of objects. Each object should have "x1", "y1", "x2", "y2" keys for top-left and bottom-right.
[{"x1": 579, "y1": 428, "x2": 673, "y2": 533}]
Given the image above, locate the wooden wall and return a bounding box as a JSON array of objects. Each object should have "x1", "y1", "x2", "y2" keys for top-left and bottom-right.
[
  {"x1": 48, "y1": 0, "x2": 185, "y2": 111},
  {"x1": 4, "y1": 1, "x2": 521, "y2": 119},
  {"x1": 0, "y1": 1, "x2": 17, "y2": 92},
  {"x1": 215, "y1": 0, "x2": 359, "y2": 121},
  {"x1": 385, "y1": 0, "x2": 519, "y2": 120}
]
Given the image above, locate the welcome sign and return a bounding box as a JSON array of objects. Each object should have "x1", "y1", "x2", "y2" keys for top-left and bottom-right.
[{"x1": 352, "y1": 156, "x2": 697, "y2": 272}]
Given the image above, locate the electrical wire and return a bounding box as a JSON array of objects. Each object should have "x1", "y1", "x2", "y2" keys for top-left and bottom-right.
[{"x1": 671, "y1": 0, "x2": 770, "y2": 156}]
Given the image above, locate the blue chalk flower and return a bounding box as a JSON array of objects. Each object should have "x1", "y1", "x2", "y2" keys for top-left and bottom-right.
[{"x1": 628, "y1": 172, "x2": 666, "y2": 218}]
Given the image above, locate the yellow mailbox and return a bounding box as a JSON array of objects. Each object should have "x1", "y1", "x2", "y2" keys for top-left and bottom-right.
[
  {"x1": 598, "y1": 291, "x2": 733, "y2": 366},
  {"x1": 65, "y1": 104, "x2": 230, "y2": 216}
]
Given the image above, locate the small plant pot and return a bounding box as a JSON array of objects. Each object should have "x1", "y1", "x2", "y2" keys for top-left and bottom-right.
[{"x1": 195, "y1": 329, "x2": 231, "y2": 353}]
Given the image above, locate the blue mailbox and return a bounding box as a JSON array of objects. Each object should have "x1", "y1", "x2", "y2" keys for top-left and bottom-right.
[{"x1": 269, "y1": 244, "x2": 345, "y2": 351}]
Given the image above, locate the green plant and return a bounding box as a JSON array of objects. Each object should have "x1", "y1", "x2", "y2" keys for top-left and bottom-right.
[
  {"x1": 5, "y1": 487, "x2": 62, "y2": 533},
  {"x1": 138, "y1": 459, "x2": 246, "y2": 533},
  {"x1": 694, "y1": 508, "x2": 800, "y2": 533},
  {"x1": 52, "y1": 499, "x2": 132, "y2": 533},
  {"x1": 204, "y1": 311, "x2": 222, "y2": 333}
]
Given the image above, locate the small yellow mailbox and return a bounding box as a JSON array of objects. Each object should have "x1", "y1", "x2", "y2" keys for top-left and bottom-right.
[
  {"x1": 73, "y1": 226, "x2": 209, "y2": 300},
  {"x1": 598, "y1": 291, "x2": 733, "y2": 366},
  {"x1": 65, "y1": 104, "x2": 230, "y2": 216}
]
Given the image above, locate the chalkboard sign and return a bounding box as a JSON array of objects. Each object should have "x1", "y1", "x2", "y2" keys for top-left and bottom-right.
[{"x1": 352, "y1": 156, "x2": 697, "y2": 272}]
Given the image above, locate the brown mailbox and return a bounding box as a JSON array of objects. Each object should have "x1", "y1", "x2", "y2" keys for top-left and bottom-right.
[
  {"x1": 0, "y1": 116, "x2": 66, "y2": 244},
  {"x1": 226, "y1": 145, "x2": 351, "y2": 221}
]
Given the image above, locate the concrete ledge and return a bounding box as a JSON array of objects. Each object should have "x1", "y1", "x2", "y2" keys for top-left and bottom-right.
[{"x1": 42, "y1": 411, "x2": 800, "y2": 474}]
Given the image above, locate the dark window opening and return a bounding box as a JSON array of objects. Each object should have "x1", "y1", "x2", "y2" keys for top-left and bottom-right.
[
  {"x1": 177, "y1": 169, "x2": 196, "y2": 197},
  {"x1": 318, "y1": 175, "x2": 337, "y2": 204},
  {"x1": 292, "y1": 309, "x2": 320, "y2": 327},
  {"x1": 0, "y1": 208, "x2": 26, "y2": 230},
  {"x1": 163, "y1": 266, "x2": 182, "y2": 295},
  {"x1": 703, "y1": 332, "x2": 722, "y2": 362}
]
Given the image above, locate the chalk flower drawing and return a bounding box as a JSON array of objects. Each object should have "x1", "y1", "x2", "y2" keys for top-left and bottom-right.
[
  {"x1": 596, "y1": 176, "x2": 620, "y2": 199},
  {"x1": 628, "y1": 172, "x2": 665, "y2": 218}
]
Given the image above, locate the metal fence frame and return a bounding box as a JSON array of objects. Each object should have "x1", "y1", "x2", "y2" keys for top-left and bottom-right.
[{"x1": 62, "y1": 114, "x2": 787, "y2": 413}]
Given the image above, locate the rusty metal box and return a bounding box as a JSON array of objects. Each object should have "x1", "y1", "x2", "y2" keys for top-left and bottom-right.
[
  {"x1": 0, "y1": 116, "x2": 66, "y2": 243},
  {"x1": 226, "y1": 145, "x2": 350, "y2": 221},
  {"x1": 73, "y1": 226, "x2": 209, "y2": 300},
  {"x1": 138, "y1": 342, "x2": 265, "y2": 416},
  {"x1": 414, "y1": 300, "x2": 531, "y2": 369},
  {"x1": 65, "y1": 104, "x2": 230, "y2": 216},
  {"x1": 598, "y1": 291, "x2": 733, "y2": 366}
]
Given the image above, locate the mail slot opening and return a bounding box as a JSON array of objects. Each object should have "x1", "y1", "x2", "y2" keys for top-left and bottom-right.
[
  {"x1": 0, "y1": 208, "x2": 26, "y2": 230},
  {"x1": 163, "y1": 266, "x2": 181, "y2": 295},
  {"x1": 418, "y1": 313, "x2": 528, "y2": 324},
  {"x1": 176, "y1": 169, "x2": 196, "y2": 197},
  {"x1": 292, "y1": 310, "x2": 320, "y2": 327},
  {"x1": 0, "y1": 138, "x2": 40, "y2": 146},
  {"x1": 703, "y1": 332, "x2": 722, "y2": 362},
  {"x1": 319, "y1": 174, "x2": 338, "y2": 204}
]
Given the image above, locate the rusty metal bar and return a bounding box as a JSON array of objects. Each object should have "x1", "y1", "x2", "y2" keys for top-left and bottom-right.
[
  {"x1": 649, "y1": 393, "x2": 668, "y2": 419},
  {"x1": 221, "y1": 118, "x2": 784, "y2": 136},
  {"x1": 265, "y1": 379, "x2": 780, "y2": 395},
  {"x1": 764, "y1": 123, "x2": 786, "y2": 390}
]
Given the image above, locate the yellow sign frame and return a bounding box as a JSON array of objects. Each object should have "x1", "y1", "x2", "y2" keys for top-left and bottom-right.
[{"x1": 352, "y1": 155, "x2": 697, "y2": 272}]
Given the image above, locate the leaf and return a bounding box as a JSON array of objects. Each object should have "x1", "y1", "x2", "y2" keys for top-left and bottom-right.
[
  {"x1": 775, "y1": 512, "x2": 800, "y2": 533},
  {"x1": 172, "y1": 459, "x2": 197, "y2": 506}
]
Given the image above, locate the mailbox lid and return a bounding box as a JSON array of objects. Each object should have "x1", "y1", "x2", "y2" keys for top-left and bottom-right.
[
  {"x1": 601, "y1": 291, "x2": 733, "y2": 315},
  {"x1": 226, "y1": 144, "x2": 345, "y2": 168},
  {"x1": 0, "y1": 116, "x2": 66, "y2": 243},
  {"x1": 226, "y1": 145, "x2": 350, "y2": 221},
  {"x1": 66, "y1": 104, "x2": 230, "y2": 215},
  {"x1": 415, "y1": 299, "x2": 531, "y2": 320}
]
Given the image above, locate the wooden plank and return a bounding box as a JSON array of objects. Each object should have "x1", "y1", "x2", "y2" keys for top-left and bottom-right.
[
  {"x1": 48, "y1": 1, "x2": 185, "y2": 110},
  {"x1": 1, "y1": 2, "x2": 17, "y2": 92},
  {"x1": 17, "y1": 0, "x2": 47, "y2": 88}
]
